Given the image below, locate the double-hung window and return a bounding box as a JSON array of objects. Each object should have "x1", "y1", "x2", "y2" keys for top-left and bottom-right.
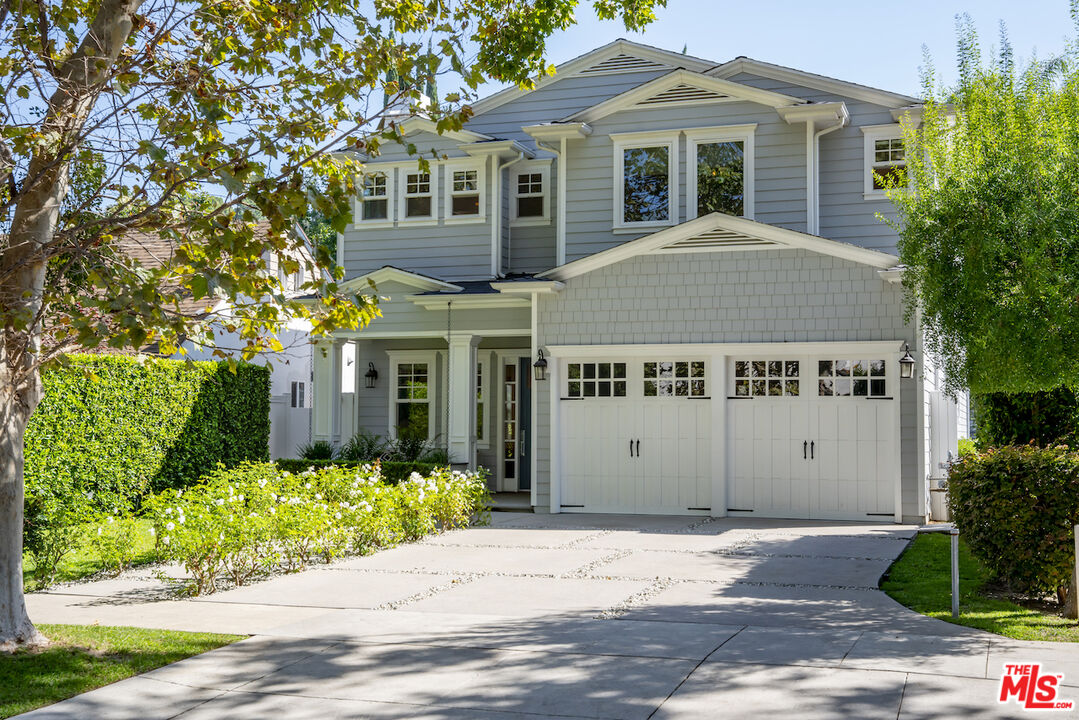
[
  {"x1": 356, "y1": 170, "x2": 394, "y2": 227},
  {"x1": 613, "y1": 131, "x2": 678, "y2": 230},
  {"x1": 393, "y1": 360, "x2": 432, "y2": 439},
  {"x1": 862, "y1": 125, "x2": 907, "y2": 198},
  {"x1": 511, "y1": 161, "x2": 551, "y2": 226},
  {"x1": 686, "y1": 125, "x2": 755, "y2": 219},
  {"x1": 445, "y1": 163, "x2": 485, "y2": 222},
  {"x1": 400, "y1": 165, "x2": 437, "y2": 223}
]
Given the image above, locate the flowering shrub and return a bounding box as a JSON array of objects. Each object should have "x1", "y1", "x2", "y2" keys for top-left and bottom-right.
[
  {"x1": 87, "y1": 515, "x2": 144, "y2": 576},
  {"x1": 144, "y1": 462, "x2": 489, "y2": 595}
]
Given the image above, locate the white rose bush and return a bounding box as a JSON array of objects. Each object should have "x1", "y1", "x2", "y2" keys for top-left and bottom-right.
[{"x1": 141, "y1": 463, "x2": 490, "y2": 595}]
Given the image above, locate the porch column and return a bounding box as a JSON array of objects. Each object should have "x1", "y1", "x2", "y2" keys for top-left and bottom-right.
[
  {"x1": 312, "y1": 338, "x2": 344, "y2": 444},
  {"x1": 446, "y1": 333, "x2": 481, "y2": 468}
]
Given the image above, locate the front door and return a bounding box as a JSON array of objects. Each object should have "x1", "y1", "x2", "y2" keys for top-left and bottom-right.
[{"x1": 502, "y1": 357, "x2": 532, "y2": 492}]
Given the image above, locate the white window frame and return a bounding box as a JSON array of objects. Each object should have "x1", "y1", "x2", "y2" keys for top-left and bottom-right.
[
  {"x1": 354, "y1": 167, "x2": 395, "y2": 229},
  {"x1": 510, "y1": 160, "x2": 552, "y2": 227},
  {"x1": 685, "y1": 124, "x2": 756, "y2": 221},
  {"x1": 386, "y1": 350, "x2": 438, "y2": 440},
  {"x1": 476, "y1": 358, "x2": 489, "y2": 448},
  {"x1": 443, "y1": 161, "x2": 486, "y2": 224},
  {"x1": 861, "y1": 124, "x2": 906, "y2": 200},
  {"x1": 398, "y1": 164, "x2": 439, "y2": 225},
  {"x1": 611, "y1": 130, "x2": 679, "y2": 232},
  {"x1": 290, "y1": 381, "x2": 305, "y2": 408}
]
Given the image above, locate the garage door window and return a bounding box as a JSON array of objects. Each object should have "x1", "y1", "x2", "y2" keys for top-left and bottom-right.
[
  {"x1": 818, "y1": 359, "x2": 887, "y2": 397},
  {"x1": 644, "y1": 361, "x2": 706, "y2": 397},
  {"x1": 733, "y1": 360, "x2": 800, "y2": 397},
  {"x1": 566, "y1": 362, "x2": 627, "y2": 398}
]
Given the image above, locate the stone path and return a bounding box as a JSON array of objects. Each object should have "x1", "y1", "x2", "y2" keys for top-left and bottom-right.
[{"x1": 21, "y1": 513, "x2": 1079, "y2": 719}]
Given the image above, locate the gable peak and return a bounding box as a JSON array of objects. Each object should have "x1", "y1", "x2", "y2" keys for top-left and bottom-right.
[{"x1": 579, "y1": 52, "x2": 670, "y2": 76}]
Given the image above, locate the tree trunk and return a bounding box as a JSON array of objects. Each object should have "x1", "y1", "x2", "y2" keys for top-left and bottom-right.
[{"x1": 1065, "y1": 568, "x2": 1078, "y2": 621}]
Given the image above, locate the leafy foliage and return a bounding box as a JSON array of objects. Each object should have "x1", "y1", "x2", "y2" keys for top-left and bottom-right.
[
  {"x1": 296, "y1": 440, "x2": 337, "y2": 461},
  {"x1": 975, "y1": 388, "x2": 1079, "y2": 447},
  {"x1": 144, "y1": 462, "x2": 490, "y2": 595},
  {"x1": 892, "y1": 9, "x2": 1079, "y2": 393},
  {"x1": 274, "y1": 459, "x2": 442, "y2": 484},
  {"x1": 947, "y1": 445, "x2": 1079, "y2": 599}
]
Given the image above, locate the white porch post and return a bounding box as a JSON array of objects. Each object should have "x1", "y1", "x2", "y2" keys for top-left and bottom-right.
[
  {"x1": 447, "y1": 333, "x2": 481, "y2": 468},
  {"x1": 312, "y1": 338, "x2": 343, "y2": 444}
]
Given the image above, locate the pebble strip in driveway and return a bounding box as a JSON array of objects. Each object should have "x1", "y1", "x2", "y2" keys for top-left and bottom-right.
[{"x1": 22, "y1": 513, "x2": 1079, "y2": 719}]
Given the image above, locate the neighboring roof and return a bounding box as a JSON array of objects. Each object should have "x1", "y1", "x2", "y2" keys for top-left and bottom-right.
[
  {"x1": 340, "y1": 265, "x2": 462, "y2": 294},
  {"x1": 469, "y1": 39, "x2": 718, "y2": 118},
  {"x1": 395, "y1": 116, "x2": 494, "y2": 143},
  {"x1": 539, "y1": 213, "x2": 899, "y2": 281},
  {"x1": 562, "y1": 69, "x2": 806, "y2": 124},
  {"x1": 708, "y1": 57, "x2": 921, "y2": 109}
]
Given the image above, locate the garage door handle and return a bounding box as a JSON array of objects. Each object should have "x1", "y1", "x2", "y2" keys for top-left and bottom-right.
[
  {"x1": 803, "y1": 441, "x2": 807, "y2": 459},
  {"x1": 636, "y1": 439, "x2": 640, "y2": 457},
  {"x1": 629, "y1": 439, "x2": 634, "y2": 458},
  {"x1": 811, "y1": 441, "x2": 815, "y2": 460}
]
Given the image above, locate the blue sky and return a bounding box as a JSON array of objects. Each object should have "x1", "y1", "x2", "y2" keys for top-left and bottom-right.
[{"x1": 530, "y1": 0, "x2": 1075, "y2": 97}]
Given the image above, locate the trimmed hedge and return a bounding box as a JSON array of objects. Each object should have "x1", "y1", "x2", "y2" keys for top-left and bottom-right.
[
  {"x1": 275, "y1": 459, "x2": 440, "y2": 484},
  {"x1": 26, "y1": 355, "x2": 270, "y2": 519},
  {"x1": 948, "y1": 445, "x2": 1079, "y2": 597},
  {"x1": 975, "y1": 388, "x2": 1079, "y2": 447}
]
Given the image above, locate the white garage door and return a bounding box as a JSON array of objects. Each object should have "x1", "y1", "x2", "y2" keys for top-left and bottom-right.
[
  {"x1": 727, "y1": 357, "x2": 897, "y2": 521},
  {"x1": 560, "y1": 359, "x2": 712, "y2": 515}
]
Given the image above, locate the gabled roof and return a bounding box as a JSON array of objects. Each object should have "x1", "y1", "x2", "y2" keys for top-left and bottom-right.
[
  {"x1": 538, "y1": 214, "x2": 899, "y2": 281},
  {"x1": 562, "y1": 69, "x2": 806, "y2": 123},
  {"x1": 396, "y1": 116, "x2": 494, "y2": 143},
  {"x1": 339, "y1": 266, "x2": 462, "y2": 294},
  {"x1": 709, "y1": 57, "x2": 920, "y2": 109},
  {"x1": 469, "y1": 39, "x2": 718, "y2": 118}
]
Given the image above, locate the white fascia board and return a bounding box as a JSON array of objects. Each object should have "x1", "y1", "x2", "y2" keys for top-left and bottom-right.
[
  {"x1": 407, "y1": 294, "x2": 531, "y2": 310},
  {"x1": 710, "y1": 58, "x2": 921, "y2": 109},
  {"x1": 563, "y1": 70, "x2": 806, "y2": 124},
  {"x1": 878, "y1": 267, "x2": 906, "y2": 284},
  {"x1": 468, "y1": 39, "x2": 717, "y2": 118},
  {"x1": 777, "y1": 102, "x2": 849, "y2": 129},
  {"x1": 460, "y1": 140, "x2": 534, "y2": 160},
  {"x1": 340, "y1": 267, "x2": 462, "y2": 294},
  {"x1": 490, "y1": 280, "x2": 565, "y2": 295},
  {"x1": 539, "y1": 213, "x2": 899, "y2": 282},
  {"x1": 523, "y1": 123, "x2": 593, "y2": 142},
  {"x1": 545, "y1": 340, "x2": 908, "y2": 358},
  {"x1": 397, "y1": 116, "x2": 493, "y2": 143}
]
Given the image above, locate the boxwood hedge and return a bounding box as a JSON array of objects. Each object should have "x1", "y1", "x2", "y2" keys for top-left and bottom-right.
[
  {"x1": 947, "y1": 445, "x2": 1079, "y2": 598},
  {"x1": 26, "y1": 354, "x2": 270, "y2": 521}
]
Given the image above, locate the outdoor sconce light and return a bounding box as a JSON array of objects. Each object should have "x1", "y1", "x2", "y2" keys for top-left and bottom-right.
[
  {"x1": 364, "y1": 362, "x2": 378, "y2": 389},
  {"x1": 533, "y1": 350, "x2": 548, "y2": 382},
  {"x1": 899, "y1": 344, "x2": 916, "y2": 379}
]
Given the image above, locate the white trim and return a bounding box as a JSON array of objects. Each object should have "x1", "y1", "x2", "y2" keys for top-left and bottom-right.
[
  {"x1": 548, "y1": 354, "x2": 561, "y2": 513},
  {"x1": 546, "y1": 340, "x2": 906, "y2": 358},
  {"x1": 564, "y1": 69, "x2": 806, "y2": 124},
  {"x1": 530, "y1": 294, "x2": 539, "y2": 508},
  {"x1": 684, "y1": 124, "x2": 756, "y2": 221},
  {"x1": 709, "y1": 57, "x2": 920, "y2": 109},
  {"x1": 539, "y1": 213, "x2": 899, "y2": 281},
  {"x1": 408, "y1": 294, "x2": 530, "y2": 310},
  {"x1": 398, "y1": 164, "x2": 438, "y2": 225},
  {"x1": 861, "y1": 124, "x2": 906, "y2": 199},
  {"x1": 476, "y1": 356, "x2": 490, "y2": 449},
  {"x1": 509, "y1": 159, "x2": 552, "y2": 227},
  {"x1": 523, "y1": 123, "x2": 592, "y2": 142},
  {"x1": 331, "y1": 328, "x2": 530, "y2": 340},
  {"x1": 491, "y1": 280, "x2": 565, "y2": 295},
  {"x1": 397, "y1": 116, "x2": 492, "y2": 143},
  {"x1": 612, "y1": 131, "x2": 679, "y2": 231},
  {"x1": 353, "y1": 168, "x2": 395, "y2": 229},
  {"x1": 469, "y1": 39, "x2": 716, "y2": 118},
  {"x1": 460, "y1": 139, "x2": 534, "y2": 159},
  {"x1": 878, "y1": 267, "x2": 905, "y2": 285},
  {"x1": 442, "y1": 159, "x2": 486, "y2": 225},
  {"x1": 340, "y1": 266, "x2": 461, "y2": 294},
  {"x1": 386, "y1": 350, "x2": 439, "y2": 441}
]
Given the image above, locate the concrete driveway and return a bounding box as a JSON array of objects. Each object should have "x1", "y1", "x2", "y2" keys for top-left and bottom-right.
[{"x1": 22, "y1": 513, "x2": 1079, "y2": 719}]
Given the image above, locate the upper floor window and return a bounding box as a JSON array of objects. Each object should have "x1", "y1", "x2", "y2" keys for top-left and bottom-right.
[
  {"x1": 357, "y1": 171, "x2": 393, "y2": 226},
  {"x1": 612, "y1": 131, "x2": 678, "y2": 230},
  {"x1": 401, "y1": 167, "x2": 436, "y2": 223},
  {"x1": 686, "y1": 125, "x2": 755, "y2": 220},
  {"x1": 511, "y1": 161, "x2": 551, "y2": 226},
  {"x1": 445, "y1": 164, "x2": 485, "y2": 223},
  {"x1": 862, "y1": 125, "x2": 907, "y2": 198}
]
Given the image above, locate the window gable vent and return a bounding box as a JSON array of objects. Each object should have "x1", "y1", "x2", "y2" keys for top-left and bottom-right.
[
  {"x1": 636, "y1": 83, "x2": 728, "y2": 107},
  {"x1": 579, "y1": 53, "x2": 668, "y2": 75},
  {"x1": 660, "y1": 228, "x2": 778, "y2": 252}
]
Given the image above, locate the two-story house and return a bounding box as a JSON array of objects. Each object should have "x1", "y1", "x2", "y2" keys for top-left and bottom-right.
[{"x1": 312, "y1": 39, "x2": 965, "y2": 523}]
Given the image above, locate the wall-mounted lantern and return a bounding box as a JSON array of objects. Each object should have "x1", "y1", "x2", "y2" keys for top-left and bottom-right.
[
  {"x1": 533, "y1": 349, "x2": 548, "y2": 382},
  {"x1": 899, "y1": 344, "x2": 916, "y2": 379},
  {"x1": 364, "y1": 362, "x2": 379, "y2": 389}
]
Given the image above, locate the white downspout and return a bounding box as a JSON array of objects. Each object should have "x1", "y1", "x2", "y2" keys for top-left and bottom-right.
[
  {"x1": 810, "y1": 116, "x2": 847, "y2": 235},
  {"x1": 805, "y1": 124, "x2": 815, "y2": 236},
  {"x1": 536, "y1": 139, "x2": 567, "y2": 267},
  {"x1": 495, "y1": 152, "x2": 523, "y2": 276}
]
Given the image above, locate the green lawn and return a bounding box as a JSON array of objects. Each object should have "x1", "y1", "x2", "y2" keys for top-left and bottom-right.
[
  {"x1": 22, "y1": 519, "x2": 159, "y2": 592},
  {"x1": 0, "y1": 624, "x2": 241, "y2": 718},
  {"x1": 883, "y1": 533, "x2": 1079, "y2": 642}
]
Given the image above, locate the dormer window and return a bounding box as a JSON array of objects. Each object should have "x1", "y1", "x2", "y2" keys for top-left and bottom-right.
[
  {"x1": 510, "y1": 161, "x2": 551, "y2": 226},
  {"x1": 357, "y1": 171, "x2": 394, "y2": 227},
  {"x1": 862, "y1": 124, "x2": 907, "y2": 198},
  {"x1": 402, "y1": 169, "x2": 436, "y2": 222},
  {"x1": 444, "y1": 163, "x2": 485, "y2": 223},
  {"x1": 612, "y1": 131, "x2": 678, "y2": 230}
]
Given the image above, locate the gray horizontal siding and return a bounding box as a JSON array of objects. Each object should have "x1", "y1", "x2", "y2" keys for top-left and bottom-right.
[{"x1": 565, "y1": 101, "x2": 807, "y2": 261}]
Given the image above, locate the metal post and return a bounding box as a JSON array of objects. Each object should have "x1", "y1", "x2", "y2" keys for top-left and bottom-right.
[{"x1": 950, "y1": 527, "x2": 960, "y2": 619}]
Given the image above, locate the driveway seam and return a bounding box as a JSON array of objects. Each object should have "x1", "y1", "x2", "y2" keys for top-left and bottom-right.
[{"x1": 645, "y1": 625, "x2": 748, "y2": 720}]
